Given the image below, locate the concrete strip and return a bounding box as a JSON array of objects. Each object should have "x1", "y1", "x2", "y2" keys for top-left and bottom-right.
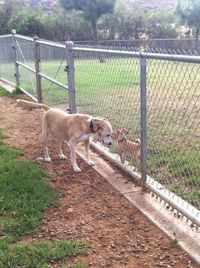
[
  {"x1": 0, "y1": 80, "x2": 15, "y2": 92},
  {"x1": 77, "y1": 144, "x2": 200, "y2": 265}
]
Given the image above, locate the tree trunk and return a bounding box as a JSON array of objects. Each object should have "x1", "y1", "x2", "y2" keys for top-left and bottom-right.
[
  {"x1": 91, "y1": 19, "x2": 106, "y2": 63},
  {"x1": 195, "y1": 28, "x2": 199, "y2": 52},
  {"x1": 91, "y1": 19, "x2": 98, "y2": 45}
]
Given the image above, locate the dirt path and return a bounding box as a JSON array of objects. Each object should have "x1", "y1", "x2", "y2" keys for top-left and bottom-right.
[{"x1": 0, "y1": 96, "x2": 199, "y2": 268}]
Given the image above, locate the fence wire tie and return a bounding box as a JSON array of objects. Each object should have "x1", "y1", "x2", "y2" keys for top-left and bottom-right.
[
  {"x1": 64, "y1": 65, "x2": 75, "y2": 72},
  {"x1": 64, "y1": 65, "x2": 69, "y2": 72}
]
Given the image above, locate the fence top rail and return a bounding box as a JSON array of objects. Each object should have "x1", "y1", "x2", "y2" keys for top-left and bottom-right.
[
  {"x1": 73, "y1": 46, "x2": 200, "y2": 63},
  {"x1": 36, "y1": 39, "x2": 65, "y2": 49},
  {"x1": 74, "y1": 38, "x2": 199, "y2": 43},
  {"x1": 15, "y1": 34, "x2": 34, "y2": 42},
  {"x1": 14, "y1": 34, "x2": 65, "y2": 48},
  {"x1": 0, "y1": 34, "x2": 12, "y2": 39}
]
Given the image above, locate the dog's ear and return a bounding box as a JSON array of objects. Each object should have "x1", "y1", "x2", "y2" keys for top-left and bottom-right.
[
  {"x1": 112, "y1": 130, "x2": 119, "y2": 137},
  {"x1": 102, "y1": 117, "x2": 108, "y2": 121},
  {"x1": 122, "y1": 128, "x2": 129, "y2": 134},
  {"x1": 98, "y1": 117, "x2": 108, "y2": 122},
  {"x1": 92, "y1": 118, "x2": 103, "y2": 131},
  {"x1": 93, "y1": 124, "x2": 99, "y2": 132}
]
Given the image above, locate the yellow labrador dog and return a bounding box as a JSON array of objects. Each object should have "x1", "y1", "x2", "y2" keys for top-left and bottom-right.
[{"x1": 17, "y1": 99, "x2": 113, "y2": 172}]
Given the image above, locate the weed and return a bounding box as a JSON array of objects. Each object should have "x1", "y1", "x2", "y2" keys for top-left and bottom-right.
[
  {"x1": 0, "y1": 86, "x2": 22, "y2": 97},
  {"x1": 0, "y1": 86, "x2": 11, "y2": 96},
  {"x1": 170, "y1": 238, "x2": 178, "y2": 246}
]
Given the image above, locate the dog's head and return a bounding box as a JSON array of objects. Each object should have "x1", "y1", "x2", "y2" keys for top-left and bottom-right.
[
  {"x1": 92, "y1": 118, "x2": 113, "y2": 145},
  {"x1": 113, "y1": 128, "x2": 128, "y2": 141}
]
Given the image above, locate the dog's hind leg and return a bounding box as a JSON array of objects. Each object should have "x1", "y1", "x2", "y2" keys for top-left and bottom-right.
[
  {"x1": 84, "y1": 139, "x2": 95, "y2": 166},
  {"x1": 59, "y1": 141, "x2": 67, "y2": 160},
  {"x1": 42, "y1": 137, "x2": 51, "y2": 162},
  {"x1": 41, "y1": 119, "x2": 51, "y2": 162},
  {"x1": 69, "y1": 142, "x2": 81, "y2": 172}
]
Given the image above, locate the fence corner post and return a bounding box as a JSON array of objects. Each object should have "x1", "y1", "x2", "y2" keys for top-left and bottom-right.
[
  {"x1": 11, "y1": 29, "x2": 20, "y2": 87},
  {"x1": 65, "y1": 41, "x2": 77, "y2": 114},
  {"x1": 140, "y1": 54, "x2": 147, "y2": 189},
  {"x1": 33, "y1": 35, "x2": 42, "y2": 103}
]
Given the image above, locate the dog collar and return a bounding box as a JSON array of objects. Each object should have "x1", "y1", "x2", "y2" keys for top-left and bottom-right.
[
  {"x1": 89, "y1": 118, "x2": 95, "y2": 133},
  {"x1": 118, "y1": 138, "x2": 127, "y2": 143}
]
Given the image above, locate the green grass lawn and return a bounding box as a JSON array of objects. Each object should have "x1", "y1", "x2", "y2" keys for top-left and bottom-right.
[
  {"x1": 1, "y1": 57, "x2": 200, "y2": 210},
  {"x1": 0, "y1": 240, "x2": 86, "y2": 268},
  {"x1": 0, "y1": 92, "x2": 87, "y2": 267}
]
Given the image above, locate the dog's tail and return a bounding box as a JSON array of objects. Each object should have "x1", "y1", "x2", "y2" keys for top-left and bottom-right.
[
  {"x1": 135, "y1": 139, "x2": 141, "y2": 144},
  {"x1": 17, "y1": 99, "x2": 50, "y2": 111}
]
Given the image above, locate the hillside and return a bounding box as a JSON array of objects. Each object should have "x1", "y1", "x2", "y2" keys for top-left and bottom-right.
[{"x1": 133, "y1": 0, "x2": 176, "y2": 10}]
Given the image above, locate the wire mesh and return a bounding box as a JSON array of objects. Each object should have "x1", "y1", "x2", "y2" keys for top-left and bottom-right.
[
  {"x1": 39, "y1": 43, "x2": 68, "y2": 105},
  {"x1": 73, "y1": 47, "x2": 200, "y2": 221},
  {"x1": 0, "y1": 35, "x2": 16, "y2": 84},
  {"x1": 74, "y1": 50, "x2": 141, "y2": 171},
  {"x1": 15, "y1": 37, "x2": 36, "y2": 97},
  {"x1": 147, "y1": 59, "x2": 200, "y2": 210}
]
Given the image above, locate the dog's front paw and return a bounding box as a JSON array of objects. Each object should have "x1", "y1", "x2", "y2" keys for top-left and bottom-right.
[
  {"x1": 45, "y1": 156, "x2": 52, "y2": 162},
  {"x1": 59, "y1": 153, "x2": 67, "y2": 160},
  {"x1": 87, "y1": 159, "x2": 95, "y2": 166},
  {"x1": 73, "y1": 166, "x2": 81, "y2": 173}
]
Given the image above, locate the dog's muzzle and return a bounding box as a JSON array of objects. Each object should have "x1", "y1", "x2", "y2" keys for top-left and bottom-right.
[{"x1": 102, "y1": 136, "x2": 112, "y2": 146}]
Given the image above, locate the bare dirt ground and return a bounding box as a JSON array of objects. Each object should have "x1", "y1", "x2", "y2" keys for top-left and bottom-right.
[{"x1": 0, "y1": 95, "x2": 199, "y2": 268}]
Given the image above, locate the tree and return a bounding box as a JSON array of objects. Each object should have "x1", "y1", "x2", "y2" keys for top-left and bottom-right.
[
  {"x1": 114, "y1": 0, "x2": 145, "y2": 40},
  {"x1": 59, "y1": 0, "x2": 116, "y2": 44},
  {"x1": 42, "y1": 10, "x2": 92, "y2": 41},
  {"x1": 176, "y1": 0, "x2": 200, "y2": 44},
  {"x1": 0, "y1": 0, "x2": 45, "y2": 34},
  {"x1": 0, "y1": 0, "x2": 14, "y2": 34},
  {"x1": 145, "y1": 11, "x2": 177, "y2": 39},
  {"x1": 9, "y1": 8, "x2": 45, "y2": 37},
  {"x1": 97, "y1": 13, "x2": 115, "y2": 40}
]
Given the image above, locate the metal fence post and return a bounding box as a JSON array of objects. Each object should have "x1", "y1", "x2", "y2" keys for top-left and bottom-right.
[
  {"x1": 11, "y1": 29, "x2": 20, "y2": 87},
  {"x1": 140, "y1": 55, "x2": 147, "y2": 188},
  {"x1": 33, "y1": 35, "x2": 42, "y2": 103},
  {"x1": 65, "y1": 41, "x2": 77, "y2": 113}
]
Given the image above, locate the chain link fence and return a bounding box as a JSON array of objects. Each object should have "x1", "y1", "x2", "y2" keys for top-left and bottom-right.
[
  {"x1": 0, "y1": 33, "x2": 199, "y2": 226},
  {"x1": 0, "y1": 33, "x2": 69, "y2": 104},
  {"x1": 0, "y1": 35, "x2": 16, "y2": 84}
]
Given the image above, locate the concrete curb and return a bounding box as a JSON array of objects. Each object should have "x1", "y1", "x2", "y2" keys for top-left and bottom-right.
[{"x1": 0, "y1": 80, "x2": 15, "y2": 92}]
